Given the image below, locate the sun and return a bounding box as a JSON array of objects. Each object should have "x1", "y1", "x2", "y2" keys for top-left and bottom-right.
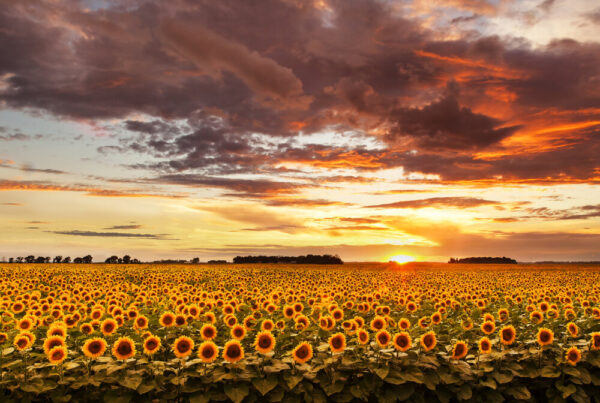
[{"x1": 388, "y1": 255, "x2": 416, "y2": 264}]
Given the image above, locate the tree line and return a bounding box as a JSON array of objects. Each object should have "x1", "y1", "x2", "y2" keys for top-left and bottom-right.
[
  {"x1": 6, "y1": 255, "x2": 93, "y2": 264},
  {"x1": 448, "y1": 257, "x2": 517, "y2": 264},
  {"x1": 232, "y1": 254, "x2": 343, "y2": 264}
]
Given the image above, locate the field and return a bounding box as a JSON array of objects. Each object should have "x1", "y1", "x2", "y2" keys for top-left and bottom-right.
[{"x1": 2, "y1": 263, "x2": 600, "y2": 402}]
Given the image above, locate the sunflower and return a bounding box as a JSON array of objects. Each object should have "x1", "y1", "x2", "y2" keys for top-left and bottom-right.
[
  {"x1": 481, "y1": 321, "x2": 495, "y2": 335},
  {"x1": 223, "y1": 340, "x2": 245, "y2": 363},
  {"x1": 565, "y1": 346, "x2": 581, "y2": 366},
  {"x1": 254, "y1": 331, "x2": 276, "y2": 354},
  {"x1": 143, "y1": 335, "x2": 161, "y2": 356},
  {"x1": 592, "y1": 332, "x2": 600, "y2": 351},
  {"x1": 357, "y1": 329, "x2": 369, "y2": 345},
  {"x1": 198, "y1": 341, "x2": 219, "y2": 363},
  {"x1": 134, "y1": 315, "x2": 148, "y2": 330},
  {"x1": 530, "y1": 311, "x2": 543, "y2": 324},
  {"x1": 0, "y1": 332, "x2": 7, "y2": 344},
  {"x1": 375, "y1": 330, "x2": 391, "y2": 348},
  {"x1": 47, "y1": 325, "x2": 67, "y2": 339},
  {"x1": 451, "y1": 341, "x2": 468, "y2": 359},
  {"x1": 393, "y1": 332, "x2": 412, "y2": 352},
  {"x1": 261, "y1": 319, "x2": 275, "y2": 332},
  {"x1": 14, "y1": 333, "x2": 32, "y2": 351},
  {"x1": 16, "y1": 317, "x2": 33, "y2": 332},
  {"x1": 47, "y1": 346, "x2": 67, "y2": 365},
  {"x1": 174, "y1": 314, "x2": 187, "y2": 327},
  {"x1": 79, "y1": 322, "x2": 94, "y2": 335},
  {"x1": 331, "y1": 308, "x2": 343, "y2": 322},
  {"x1": 82, "y1": 338, "x2": 107, "y2": 359},
  {"x1": 201, "y1": 324, "x2": 217, "y2": 340},
  {"x1": 498, "y1": 308, "x2": 509, "y2": 322},
  {"x1": 112, "y1": 337, "x2": 136, "y2": 360},
  {"x1": 500, "y1": 325, "x2": 516, "y2": 346},
  {"x1": 417, "y1": 317, "x2": 429, "y2": 329},
  {"x1": 370, "y1": 316, "x2": 386, "y2": 331},
  {"x1": 231, "y1": 324, "x2": 246, "y2": 340},
  {"x1": 100, "y1": 318, "x2": 117, "y2": 336},
  {"x1": 172, "y1": 336, "x2": 194, "y2": 358},
  {"x1": 537, "y1": 328, "x2": 554, "y2": 347},
  {"x1": 420, "y1": 331, "x2": 436, "y2": 352},
  {"x1": 283, "y1": 306, "x2": 295, "y2": 319},
  {"x1": 478, "y1": 337, "x2": 492, "y2": 354},
  {"x1": 397, "y1": 318, "x2": 410, "y2": 330},
  {"x1": 430, "y1": 312, "x2": 442, "y2": 325},
  {"x1": 461, "y1": 319, "x2": 473, "y2": 331},
  {"x1": 159, "y1": 312, "x2": 175, "y2": 327},
  {"x1": 567, "y1": 322, "x2": 579, "y2": 337},
  {"x1": 43, "y1": 336, "x2": 66, "y2": 355},
  {"x1": 292, "y1": 342, "x2": 313, "y2": 364},
  {"x1": 328, "y1": 333, "x2": 346, "y2": 353}
]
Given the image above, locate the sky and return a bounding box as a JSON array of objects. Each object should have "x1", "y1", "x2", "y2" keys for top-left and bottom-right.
[{"x1": 1, "y1": 0, "x2": 599, "y2": 262}]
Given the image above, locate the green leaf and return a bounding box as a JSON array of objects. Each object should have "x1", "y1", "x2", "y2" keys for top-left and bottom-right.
[
  {"x1": 283, "y1": 372, "x2": 304, "y2": 390},
  {"x1": 373, "y1": 366, "x2": 389, "y2": 380},
  {"x1": 540, "y1": 366, "x2": 561, "y2": 378},
  {"x1": 253, "y1": 375, "x2": 278, "y2": 396},
  {"x1": 506, "y1": 386, "x2": 531, "y2": 400},
  {"x1": 189, "y1": 392, "x2": 210, "y2": 403},
  {"x1": 555, "y1": 381, "x2": 577, "y2": 399},
  {"x1": 103, "y1": 391, "x2": 131, "y2": 403},
  {"x1": 479, "y1": 377, "x2": 497, "y2": 390},
  {"x1": 137, "y1": 382, "x2": 155, "y2": 395},
  {"x1": 224, "y1": 383, "x2": 250, "y2": 403},
  {"x1": 118, "y1": 374, "x2": 143, "y2": 390},
  {"x1": 322, "y1": 382, "x2": 345, "y2": 396},
  {"x1": 457, "y1": 384, "x2": 472, "y2": 401},
  {"x1": 492, "y1": 371, "x2": 513, "y2": 384}
]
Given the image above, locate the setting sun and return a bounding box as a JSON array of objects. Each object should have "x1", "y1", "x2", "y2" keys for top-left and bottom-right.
[{"x1": 388, "y1": 254, "x2": 416, "y2": 264}]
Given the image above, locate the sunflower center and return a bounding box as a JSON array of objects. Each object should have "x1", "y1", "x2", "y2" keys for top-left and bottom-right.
[
  {"x1": 177, "y1": 340, "x2": 191, "y2": 353},
  {"x1": 89, "y1": 342, "x2": 102, "y2": 354},
  {"x1": 202, "y1": 346, "x2": 215, "y2": 358},
  {"x1": 227, "y1": 344, "x2": 241, "y2": 358},
  {"x1": 331, "y1": 337, "x2": 343, "y2": 349},
  {"x1": 296, "y1": 345, "x2": 308, "y2": 359},
  {"x1": 117, "y1": 342, "x2": 132, "y2": 355},
  {"x1": 259, "y1": 336, "x2": 272, "y2": 348}
]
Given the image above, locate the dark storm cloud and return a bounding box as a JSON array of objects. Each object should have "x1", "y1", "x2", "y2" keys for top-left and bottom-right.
[{"x1": 0, "y1": 0, "x2": 599, "y2": 184}]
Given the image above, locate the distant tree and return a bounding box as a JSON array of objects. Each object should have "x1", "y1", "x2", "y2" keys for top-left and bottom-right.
[
  {"x1": 82, "y1": 255, "x2": 93, "y2": 264},
  {"x1": 53, "y1": 256, "x2": 63, "y2": 263},
  {"x1": 8, "y1": 257, "x2": 14, "y2": 263},
  {"x1": 122, "y1": 255, "x2": 131, "y2": 264},
  {"x1": 25, "y1": 255, "x2": 35, "y2": 263},
  {"x1": 132, "y1": 258, "x2": 140, "y2": 264},
  {"x1": 62, "y1": 256, "x2": 71, "y2": 263},
  {"x1": 105, "y1": 256, "x2": 119, "y2": 264},
  {"x1": 35, "y1": 256, "x2": 45, "y2": 263},
  {"x1": 73, "y1": 257, "x2": 83, "y2": 264},
  {"x1": 16, "y1": 257, "x2": 23, "y2": 263},
  {"x1": 191, "y1": 257, "x2": 200, "y2": 264}
]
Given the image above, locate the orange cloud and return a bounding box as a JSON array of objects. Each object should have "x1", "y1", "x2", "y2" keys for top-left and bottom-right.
[{"x1": 0, "y1": 180, "x2": 185, "y2": 199}]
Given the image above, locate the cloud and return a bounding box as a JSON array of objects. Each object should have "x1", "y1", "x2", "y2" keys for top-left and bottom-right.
[
  {"x1": 159, "y1": 20, "x2": 311, "y2": 109},
  {"x1": 103, "y1": 224, "x2": 143, "y2": 230},
  {"x1": 366, "y1": 196, "x2": 499, "y2": 209},
  {"x1": 47, "y1": 230, "x2": 174, "y2": 239},
  {"x1": 0, "y1": 179, "x2": 185, "y2": 199}
]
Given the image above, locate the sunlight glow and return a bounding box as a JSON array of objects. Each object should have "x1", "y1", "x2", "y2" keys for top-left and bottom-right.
[{"x1": 387, "y1": 254, "x2": 416, "y2": 264}]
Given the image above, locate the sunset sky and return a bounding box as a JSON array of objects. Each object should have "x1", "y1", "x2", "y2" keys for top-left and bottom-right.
[{"x1": 1, "y1": 0, "x2": 599, "y2": 262}]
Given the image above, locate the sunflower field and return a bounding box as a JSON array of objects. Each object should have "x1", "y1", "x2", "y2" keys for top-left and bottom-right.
[{"x1": 2, "y1": 263, "x2": 600, "y2": 402}]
